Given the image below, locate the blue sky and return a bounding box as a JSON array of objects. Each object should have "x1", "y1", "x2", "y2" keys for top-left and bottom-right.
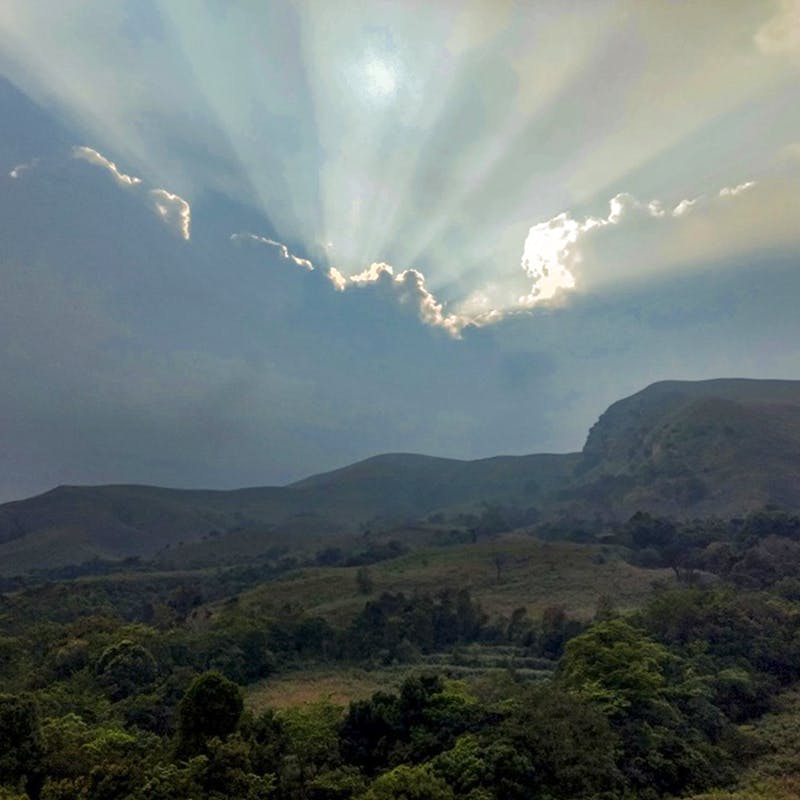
[{"x1": 1, "y1": 1, "x2": 799, "y2": 501}]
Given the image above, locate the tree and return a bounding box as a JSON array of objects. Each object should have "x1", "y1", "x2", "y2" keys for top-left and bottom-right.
[
  {"x1": 176, "y1": 672, "x2": 243, "y2": 759},
  {"x1": 95, "y1": 640, "x2": 157, "y2": 700},
  {"x1": 558, "y1": 618, "x2": 672, "y2": 717},
  {"x1": 557, "y1": 617, "x2": 733, "y2": 796},
  {"x1": 340, "y1": 692, "x2": 401, "y2": 773},
  {"x1": 359, "y1": 764, "x2": 454, "y2": 800},
  {"x1": 356, "y1": 567, "x2": 373, "y2": 595},
  {"x1": 499, "y1": 686, "x2": 623, "y2": 799},
  {"x1": 432, "y1": 735, "x2": 488, "y2": 798},
  {"x1": 538, "y1": 605, "x2": 583, "y2": 659},
  {"x1": 280, "y1": 700, "x2": 342, "y2": 787},
  {"x1": 489, "y1": 549, "x2": 509, "y2": 584},
  {"x1": 0, "y1": 693, "x2": 42, "y2": 797},
  {"x1": 625, "y1": 511, "x2": 676, "y2": 552}
]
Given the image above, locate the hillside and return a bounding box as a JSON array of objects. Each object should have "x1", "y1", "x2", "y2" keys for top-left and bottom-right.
[
  {"x1": 574, "y1": 378, "x2": 800, "y2": 517},
  {"x1": 0, "y1": 452, "x2": 578, "y2": 574},
  {"x1": 1, "y1": 377, "x2": 799, "y2": 574}
]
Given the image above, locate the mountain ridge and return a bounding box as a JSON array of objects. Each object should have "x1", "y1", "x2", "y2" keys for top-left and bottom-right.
[{"x1": 2, "y1": 377, "x2": 799, "y2": 574}]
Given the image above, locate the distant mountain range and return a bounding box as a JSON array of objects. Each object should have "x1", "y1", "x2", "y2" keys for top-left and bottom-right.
[{"x1": 1, "y1": 378, "x2": 799, "y2": 574}]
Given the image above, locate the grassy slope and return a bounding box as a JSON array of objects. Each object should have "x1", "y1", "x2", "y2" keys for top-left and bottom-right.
[
  {"x1": 0, "y1": 453, "x2": 578, "y2": 574},
  {"x1": 230, "y1": 533, "x2": 674, "y2": 626},
  {"x1": 238, "y1": 534, "x2": 673, "y2": 712},
  {"x1": 246, "y1": 667, "x2": 407, "y2": 712}
]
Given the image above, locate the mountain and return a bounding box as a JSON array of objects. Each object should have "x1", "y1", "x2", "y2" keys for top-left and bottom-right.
[
  {"x1": 1, "y1": 378, "x2": 799, "y2": 574},
  {"x1": 574, "y1": 378, "x2": 800, "y2": 517},
  {"x1": 0, "y1": 453, "x2": 578, "y2": 574}
]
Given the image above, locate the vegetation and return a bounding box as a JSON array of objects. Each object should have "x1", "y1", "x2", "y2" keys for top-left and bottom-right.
[{"x1": 2, "y1": 508, "x2": 800, "y2": 797}]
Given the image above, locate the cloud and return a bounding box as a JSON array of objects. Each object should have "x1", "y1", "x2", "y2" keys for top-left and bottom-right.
[
  {"x1": 228, "y1": 173, "x2": 793, "y2": 339},
  {"x1": 149, "y1": 188, "x2": 191, "y2": 241},
  {"x1": 328, "y1": 262, "x2": 502, "y2": 338},
  {"x1": 516, "y1": 179, "x2": 774, "y2": 294},
  {"x1": 231, "y1": 233, "x2": 313, "y2": 270},
  {"x1": 8, "y1": 158, "x2": 38, "y2": 179},
  {"x1": 755, "y1": 0, "x2": 800, "y2": 54},
  {"x1": 51, "y1": 140, "x2": 800, "y2": 342},
  {"x1": 71, "y1": 145, "x2": 191, "y2": 240},
  {"x1": 72, "y1": 145, "x2": 142, "y2": 187},
  {"x1": 53, "y1": 143, "x2": 800, "y2": 341},
  {"x1": 231, "y1": 233, "x2": 495, "y2": 337}
]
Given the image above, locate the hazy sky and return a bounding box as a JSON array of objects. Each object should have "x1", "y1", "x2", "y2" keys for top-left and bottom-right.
[{"x1": 1, "y1": 0, "x2": 799, "y2": 501}]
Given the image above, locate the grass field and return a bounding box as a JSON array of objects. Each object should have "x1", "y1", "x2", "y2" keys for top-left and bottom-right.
[
  {"x1": 245, "y1": 654, "x2": 553, "y2": 712},
  {"x1": 245, "y1": 667, "x2": 407, "y2": 712},
  {"x1": 233, "y1": 533, "x2": 672, "y2": 713},
  {"x1": 232, "y1": 532, "x2": 674, "y2": 626}
]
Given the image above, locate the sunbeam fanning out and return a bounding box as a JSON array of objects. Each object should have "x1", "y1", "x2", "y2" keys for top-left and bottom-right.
[
  {"x1": 1, "y1": 0, "x2": 799, "y2": 330},
  {"x1": 4, "y1": 0, "x2": 800, "y2": 547}
]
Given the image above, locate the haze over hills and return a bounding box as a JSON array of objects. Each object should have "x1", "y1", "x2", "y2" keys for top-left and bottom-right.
[{"x1": 1, "y1": 377, "x2": 799, "y2": 575}]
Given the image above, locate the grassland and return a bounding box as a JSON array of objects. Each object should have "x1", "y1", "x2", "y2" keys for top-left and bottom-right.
[
  {"x1": 246, "y1": 667, "x2": 407, "y2": 712},
  {"x1": 231, "y1": 532, "x2": 674, "y2": 626}
]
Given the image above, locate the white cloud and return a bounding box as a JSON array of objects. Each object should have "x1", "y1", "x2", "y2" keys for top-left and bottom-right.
[
  {"x1": 72, "y1": 145, "x2": 142, "y2": 187},
  {"x1": 517, "y1": 213, "x2": 581, "y2": 306},
  {"x1": 242, "y1": 175, "x2": 793, "y2": 339},
  {"x1": 515, "y1": 179, "x2": 772, "y2": 295},
  {"x1": 231, "y1": 233, "x2": 313, "y2": 270},
  {"x1": 71, "y1": 145, "x2": 191, "y2": 240},
  {"x1": 149, "y1": 188, "x2": 191, "y2": 241},
  {"x1": 327, "y1": 262, "x2": 502, "y2": 338},
  {"x1": 515, "y1": 168, "x2": 800, "y2": 298},
  {"x1": 8, "y1": 158, "x2": 38, "y2": 179},
  {"x1": 327, "y1": 266, "x2": 348, "y2": 292},
  {"x1": 718, "y1": 180, "x2": 757, "y2": 197},
  {"x1": 45, "y1": 142, "x2": 800, "y2": 339},
  {"x1": 229, "y1": 233, "x2": 500, "y2": 336}
]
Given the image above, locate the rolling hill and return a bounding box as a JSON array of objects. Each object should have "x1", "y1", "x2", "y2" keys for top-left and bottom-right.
[{"x1": 1, "y1": 377, "x2": 799, "y2": 574}]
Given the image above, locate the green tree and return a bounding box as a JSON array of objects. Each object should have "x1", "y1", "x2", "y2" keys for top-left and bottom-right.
[
  {"x1": 432, "y1": 735, "x2": 488, "y2": 797},
  {"x1": 359, "y1": 764, "x2": 454, "y2": 800},
  {"x1": 558, "y1": 618, "x2": 672, "y2": 717},
  {"x1": 95, "y1": 640, "x2": 157, "y2": 700},
  {"x1": 625, "y1": 511, "x2": 677, "y2": 551},
  {"x1": 0, "y1": 693, "x2": 42, "y2": 797},
  {"x1": 558, "y1": 618, "x2": 733, "y2": 796},
  {"x1": 194, "y1": 735, "x2": 275, "y2": 800},
  {"x1": 499, "y1": 686, "x2": 623, "y2": 799},
  {"x1": 356, "y1": 567, "x2": 374, "y2": 595},
  {"x1": 176, "y1": 672, "x2": 244, "y2": 759},
  {"x1": 279, "y1": 700, "x2": 342, "y2": 790}
]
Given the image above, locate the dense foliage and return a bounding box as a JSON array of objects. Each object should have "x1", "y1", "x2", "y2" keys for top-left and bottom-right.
[{"x1": 3, "y1": 511, "x2": 800, "y2": 798}]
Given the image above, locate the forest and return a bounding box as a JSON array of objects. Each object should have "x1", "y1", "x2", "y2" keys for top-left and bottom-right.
[{"x1": 3, "y1": 509, "x2": 800, "y2": 798}]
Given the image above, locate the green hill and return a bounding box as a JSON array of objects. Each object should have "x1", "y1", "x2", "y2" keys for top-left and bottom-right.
[{"x1": 1, "y1": 378, "x2": 799, "y2": 574}]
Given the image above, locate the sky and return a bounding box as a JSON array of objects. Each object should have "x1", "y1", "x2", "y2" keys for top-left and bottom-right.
[{"x1": 1, "y1": 0, "x2": 799, "y2": 502}]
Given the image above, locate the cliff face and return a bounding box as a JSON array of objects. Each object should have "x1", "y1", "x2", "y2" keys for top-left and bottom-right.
[{"x1": 576, "y1": 379, "x2": 800, "y2": 517}]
